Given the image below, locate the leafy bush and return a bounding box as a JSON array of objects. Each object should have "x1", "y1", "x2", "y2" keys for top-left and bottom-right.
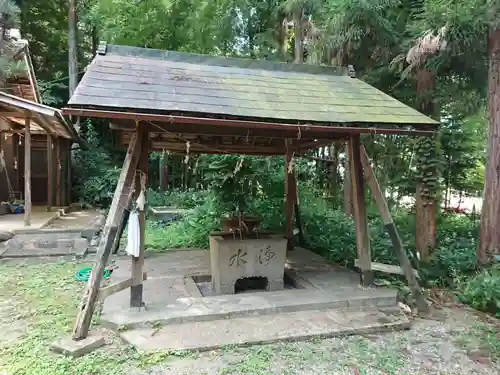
[
  {"x1": 419, "y1": 214, "x2": 479, "y2": 287},
  {"x1": 458, "y1": 264, "x2": 500, "y2": 317},
  {"x1": 147, "y1": 188, "x2": 209, "y2": 209},
  {"x1": 72, "y1": 121, "x2": 120, "y2": 207},
  {"x1": 79, "y1": 167, "x2": 120, "y2": 207},
  {"x1": 146, "y1": 192, "x2": 221, "y2": 250}
]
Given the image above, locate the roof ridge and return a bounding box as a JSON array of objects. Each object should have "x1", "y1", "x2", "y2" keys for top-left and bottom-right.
[{"x1": 103, "y1": 43, "x2": 348, "y2": 77}]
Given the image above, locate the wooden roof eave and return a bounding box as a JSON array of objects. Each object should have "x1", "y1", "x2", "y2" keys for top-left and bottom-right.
[
  {"x1": 62, "y1": 107, "x2": 437, "y2": 138},
  {"x1": 0, "y1": 91, "x2": 79, "y2": 140}
]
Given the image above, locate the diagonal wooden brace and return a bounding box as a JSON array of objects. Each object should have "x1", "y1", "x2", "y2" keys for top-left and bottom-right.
[
  {"x1": 72, "y1": 131, "x2": 143, "y2": 340},
  {"x1": 360, "y1": 145, "x2": 429, "y2": 314}
]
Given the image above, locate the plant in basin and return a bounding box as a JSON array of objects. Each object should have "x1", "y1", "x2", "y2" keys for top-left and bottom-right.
[{"x1": 203, "y1": 155, "x2": 260, "y2": 233}]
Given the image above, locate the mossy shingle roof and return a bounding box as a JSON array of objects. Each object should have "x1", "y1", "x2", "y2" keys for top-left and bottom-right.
[{"x1": 68, "y1": 44, "x2": 437, "y2": 127}]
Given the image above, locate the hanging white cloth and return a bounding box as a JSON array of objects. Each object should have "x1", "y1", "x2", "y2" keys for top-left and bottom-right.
[
  {"x1": 136, "y1": 190, "x2": 146, "y2": 211},
  {"x1": 126, "y1": 210, "x2": 141, "y2": 257},
  {"x1": 126, "y1": 171, "x2": 147, "y2": 258}
]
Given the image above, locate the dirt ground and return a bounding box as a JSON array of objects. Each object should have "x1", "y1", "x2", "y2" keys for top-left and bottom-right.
[{"x1": 0, "y1": 260, "x2": 498, "y2": 375}]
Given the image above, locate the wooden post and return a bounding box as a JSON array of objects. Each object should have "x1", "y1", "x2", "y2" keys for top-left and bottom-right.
[
  {"x1": 60, "y1": 140, "x2": 66, "y2": 207},
  {"x1": 159, "y1": 149, "x2": 165, "y2": 191},
  {"x1": 293, "y1": 175, "x2": 305, "y2": 247},
  {"x1": 344, "y1": 141, "x2": 353, "y2": 216},
  {"x1": 111, "y1": 132, "x2": 146, "y2": 255},
  {"x1": 67, "y1": 140, "x2": 72, "y2": 205},
  {"x1": 360, "y1": 145, "x2": 429, "y2": 313},
  {"x1": 13, "y1": 134, "x2": 20, "y2": 198},
  {"x1": 285, "y1": 139, "x2": 295, "y2": 251},
  {"x1": 347, "y1": 135, "x2": 372, "y2": 286},
  {"x1": 72, "y1": 132, "x2": 143, "y2": 340},
  {"x1": 111, "y1": 210, "x2": 129, "y2": 255},
  {"x1": 55, "y1": 137, "x2": 62, "y2": 207},
  {"x1": 24, "y1": 115, "x2": 32, "y2": 226},
  {"x1": 46, "y1": 135, "x2": 54, "y2": 211},
  {"x1": 130, "y1": 129, "x2": 149, "y2": 308}
]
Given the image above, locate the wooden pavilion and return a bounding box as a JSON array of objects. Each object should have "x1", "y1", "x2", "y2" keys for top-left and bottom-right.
[
  {"x1": 63, "y1": 42, "x2": 438, "y2": 340},
  {"x1": 0, "y1": 39, "x2": 78, "y2": 225}
]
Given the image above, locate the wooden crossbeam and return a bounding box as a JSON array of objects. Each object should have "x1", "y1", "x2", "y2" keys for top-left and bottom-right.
[
  {"x1": 360, "y1": 145, "x2": 429, "y2": 314},
  {"x1": 98, "y1": 273, "x2": 148, "y2": 301},
  {"x1": 0, "y1": 111, "x2": 26, "y2": 118},
  {"x1": 72, "y1": 131, "x2": 143, "y2": 340},
  {"x1": 354, "y1": 259, "x2": 419, "y2": 277}
]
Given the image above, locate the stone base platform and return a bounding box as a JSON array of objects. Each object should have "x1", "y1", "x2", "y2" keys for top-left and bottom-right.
[{"x1": 101, "y1": 248, "x2": 410, "y2": 351}]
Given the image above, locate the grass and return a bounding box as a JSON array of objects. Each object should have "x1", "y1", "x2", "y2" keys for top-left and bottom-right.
[
  {"x1": 0, "y1": 261, "x2": 187, "y2": 375},
  {"x1": 1, "y1": 260, "x2": 499, "y2": 375}
]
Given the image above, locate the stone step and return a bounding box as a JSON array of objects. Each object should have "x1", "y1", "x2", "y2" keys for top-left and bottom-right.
[
  {"x1": 101, "y1": 285, "x2": 398, "y2": 329},
  {"x1": 119, "y1": 306, "x2": 410, "y2": 352}
]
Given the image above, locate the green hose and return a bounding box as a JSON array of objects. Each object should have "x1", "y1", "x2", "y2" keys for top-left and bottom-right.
[{"x1": 75, "y1": 266, "x2": 111, "y2": 281}]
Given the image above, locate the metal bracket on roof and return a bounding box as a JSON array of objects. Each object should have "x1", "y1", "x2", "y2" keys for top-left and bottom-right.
[
  {"x1": 97, "y1": 41, "x2": 107, "y2": 55},
  {"x1": 348, "y1": 65, "x2": 356, "y2": 78}
]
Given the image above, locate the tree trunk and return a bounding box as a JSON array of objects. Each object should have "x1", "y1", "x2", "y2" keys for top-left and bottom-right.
[
  {"x1": 415, "y1": 68, "x2": 438, "y2": 259},
  {"x1": 293, "y1": 8, "x2": 303, "y2": 64},
  {"x1": 277, "y1": 15, "x2": 288, "y2": 59},
  {"x1": 478, "y1": 26, "x2": 500, "y2": 265},
  {"x1": 91, "y1": 26, "x2": 99, "y2": 56},
  {"x1": 68, "y1": 0, "x2": 79, "y2": 132}
]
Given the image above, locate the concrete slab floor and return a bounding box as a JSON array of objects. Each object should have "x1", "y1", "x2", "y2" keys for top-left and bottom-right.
[
  {"x1": 96, "y1": 247, "x2": 407, "y2": 352},
  {"x1": 0, "y1": 206, "x2": 64, "y2": 233},
  {"x1": 101, "y1": 284, "x2": 397, "y2": 329},
  {"x1": 102, "y1": 248, "x2": 399, "y2": 329},
  {"x1": 119, "y1": 306, "x2": 410, "y2": 352},
  {"x1": 50, "y1": 334, "x2": 105, "y2": 357},
  {"x1": 43, "y1": 209, "x2": 104, "y2": 230}
]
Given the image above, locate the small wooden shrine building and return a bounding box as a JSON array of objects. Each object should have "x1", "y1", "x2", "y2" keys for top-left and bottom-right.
[
  {"x1": 0, "y1": 39, "x2": 78, "y2": 224},
  {"x1": 63, "y1": 42, "x2": 438, "y2": 340}
]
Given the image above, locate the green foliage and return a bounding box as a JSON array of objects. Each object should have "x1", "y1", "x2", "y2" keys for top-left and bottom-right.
[
  {"x1": 146, "y1": 192, "x2": 221, "y2": 250},
  {"x1": 0, "y1": 0, "x2": 20, "y2": 30},
  {"x1": 202, "y1": 155, "x2": 260, "y2": 215},
  {"x1": 147, "y1": 188, "x2": 209, "y2": 209},
  {"x1": 72, "y1": 121, "x2": 120, "y2": 207},
  {"x1": 0, "y1": 0, "x2": 21, "y2": 82},
  {"x1": 415, "y1": 135, "x2": 442, "y2": 200},
  {"x1": 458, "y1": 264, "x2": 500, "y2": 317},
  {"x1": 88, "y1": 0, "x2": 241, "y2": 54}
]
